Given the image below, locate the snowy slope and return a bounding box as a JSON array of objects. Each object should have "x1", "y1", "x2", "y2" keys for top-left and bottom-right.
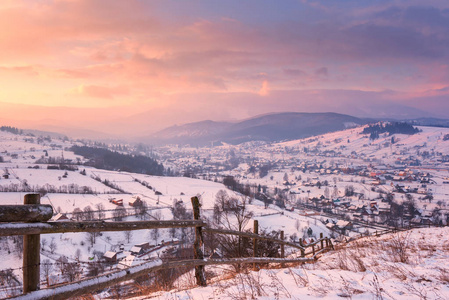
[{"x1": 144, "y1": 227, "x2": 449, "y2": 300}]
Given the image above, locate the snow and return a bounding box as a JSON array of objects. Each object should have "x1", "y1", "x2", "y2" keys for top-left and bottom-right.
[
  {"x1": 14, "y1": 259, "x2": 162, "y2": 300},
  {"x1": 1, "y1": 125, "x2": 449, "y2": 298},
  {"x1": 142, "y1": 227, "x2": 449, "y2": 300}
]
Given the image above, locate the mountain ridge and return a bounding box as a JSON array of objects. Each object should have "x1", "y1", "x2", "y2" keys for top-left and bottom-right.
[{"x1": 146, "y1": 112, "x2": 370, "y2": 145}]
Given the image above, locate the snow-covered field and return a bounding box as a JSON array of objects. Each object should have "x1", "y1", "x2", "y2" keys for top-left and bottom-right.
[
  {"x1": 0, "y1": 129, "x2": 330, "y2": 298},
  {"x1": 143, "y1": 227, "x2": 449, "y2": 300},
  {"x1": 1, "y1": 125, "x2": 449, "y2": 299}
]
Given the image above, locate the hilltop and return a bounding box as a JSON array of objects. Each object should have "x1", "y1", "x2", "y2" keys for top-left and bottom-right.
[{"x1": 147, "y1": 112, "x2": 368, "y2": 145}]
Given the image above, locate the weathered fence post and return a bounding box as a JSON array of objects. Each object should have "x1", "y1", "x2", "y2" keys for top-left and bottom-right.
[
  {"x1": 299, "y1": 238, "x2": 305, "y2": 257},
  {"x1": 280, "y1": 230, "x2": 285, "y2": 267},
  {"x1": 191, "y1": 196, "x2": 206, "y2": 287},
  {"x1": 23, "y1": 193, "x2": 41, "y2": 293},
  {"x1": 320, "y1": 233, "x2": 324, "y2": 249},
  {"x1": 328, "y1": 238, "x2": 334, "y2": 250},
  {"x1": 253, "y1": 220, "x2": 258, "y2": 271},
  {"x1": 280, "y1": 231, "x2": 284, "y2": 258}
]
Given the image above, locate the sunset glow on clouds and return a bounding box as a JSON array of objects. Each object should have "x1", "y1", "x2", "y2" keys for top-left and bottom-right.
[{"x1": 1, "y1": 0, "x2": 449, "y2": 135}]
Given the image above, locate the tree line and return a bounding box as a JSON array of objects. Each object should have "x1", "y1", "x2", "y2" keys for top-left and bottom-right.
[
  {"x1": 71, "y1": 145, "x2": 164, "y2": 175},
  {"x1": 0, "y1": 126, "x2": 22, "y2": 135},
  {"x1": 363, "y1": 122, "x2": 420, "y2": 140}
]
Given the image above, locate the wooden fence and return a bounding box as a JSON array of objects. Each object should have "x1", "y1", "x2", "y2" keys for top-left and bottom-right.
[{"x1": 0, "y1": 194, "x2": 333, "y2": 300}]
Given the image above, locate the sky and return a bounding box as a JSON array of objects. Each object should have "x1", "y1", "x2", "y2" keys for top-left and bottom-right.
[{"x1": 1, "y1": 0, "x2": 449, "y2": 137}]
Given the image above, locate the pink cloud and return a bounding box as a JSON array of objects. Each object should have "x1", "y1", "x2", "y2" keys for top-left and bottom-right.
[{"x1": 70, "y1": 84, "x2": 129, "y2": 99}]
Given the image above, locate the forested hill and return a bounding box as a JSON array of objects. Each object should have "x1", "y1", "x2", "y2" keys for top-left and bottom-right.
[
  {"x1": 71, "y1": 145, "x2": 164, "y2": 175},
  {"x1": 362, "y1": 122, "x2": 420, "y2": 140}
]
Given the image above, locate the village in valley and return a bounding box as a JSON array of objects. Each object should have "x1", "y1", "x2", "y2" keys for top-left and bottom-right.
[{"x1": 0, "y1": 122, "x2": 449, "y2": 298}]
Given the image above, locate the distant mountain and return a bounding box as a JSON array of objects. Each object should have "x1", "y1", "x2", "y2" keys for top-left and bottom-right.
[
  {"x1": 152, "y1": 120, "x2": 231, "y2": 139},
  {"x1": 147, "y1": 112, "x2": 370, "y2": 145},
  {"x1": 405, "y1": 118, "x2": 449, "y2": 128}
]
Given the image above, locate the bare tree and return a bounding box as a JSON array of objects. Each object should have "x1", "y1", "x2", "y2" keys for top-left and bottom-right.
[
  {"x1": 220, "y1": 196, "x2": 254, "y2": 258},
  {"x1": 41, "y1": 259, "x2": 52, "y2": 286},
  {"x1": 215, "y1": 189, "x2": 229, "y2": 211},
  {"x1": 72, "y1": 207, "x2": 83, "y2": 221},
  {"x1": 95, "y1": 203, "x2": 105, "y2": 220},
  {"x1": 83, "y1": 205, "x2": 94, "y2": 221},
  {"x1": 41, "y1": 238, "x2": 48, "y2": 250},
  {"x1": 86, "y1": 231, "x2": 100, "y2": 247},
  {"x1": 75, "y1": 248, "x2": 81, "y2": 261},
  {"x1": 113, "y1": 206, "x2": 126, "y2": 221},
  {"x1": 124, "y1": 231, "x2": 133, "y2": 244},
  {"x1": 49, "y1": 238, "x2": 57, "y2": 254},
  {"x1": 151, "y1": 210, "x2": 162, "y2": 244},
  {"x1": 136, "y1": 200, "x2": 148, "y2": 220}
]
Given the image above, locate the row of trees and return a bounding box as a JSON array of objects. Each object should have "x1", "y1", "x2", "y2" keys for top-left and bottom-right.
[
  {"x1": 71, "y1": 145, "x2": 164, "y2": 176},
  {"x1": 0, "y1": 126, "x2": 22, "y2": 135},
  {"x1": 91, "y1": 175, "x2": 126, "y2": 193},
  {"x1": 363, "y1": 122, "x2": 420, "y2": 140},
  {"x1": 0, "y1": 183, "x2": 95, "y2": 194}
]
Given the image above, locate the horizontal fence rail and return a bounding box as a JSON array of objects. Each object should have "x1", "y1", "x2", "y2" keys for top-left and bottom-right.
[
  {"x1": 9, "y1": 256, "x2": 317, "y2": 300},
  {"x1": 204, "y1": 227, "x2": 306, "y2": 250},
  {"x1": 0, "y1": 194, "x2": 334, "y2": 299},
  {"x1": 204, "y1": 227, "x2": 333, "y2": 253},
  {"x1": 0, "y1": 205, "x2": 53, "y2": 223},
  {"x1": 0, "y1": 220, "x2": 207, "y2": 236}
]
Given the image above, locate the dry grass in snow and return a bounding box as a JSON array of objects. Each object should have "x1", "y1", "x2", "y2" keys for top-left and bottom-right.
[{"x1": 137, "y1": 227, "x2": 449, "y2": 300}]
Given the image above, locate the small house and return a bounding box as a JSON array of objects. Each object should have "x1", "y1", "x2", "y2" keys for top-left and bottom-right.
[
  {"x1": 326, "y1": 223, "x2": 335, "y2": 230},
  {"x1": 135, "y1": 242, "x2": 150, "y2": 251},
  {"x1": 129, "y1": 197, "x2": 143, "y2": 207},
  {"x1": 110, "y1": 198, "x2": 123, "y2": 206},
  {"x1": 51, "y1": 213, "x2": 69, "y2": 222},
  {"x1": 118, "y1": 255, "x2": 138, "y2": 269},
  {"x1": 336, "y1": 220, "x2": 353, "y2": 230},
  {"x1": 103, "y1": 251, "x2": 117, "y2": 263},
  {"x1": 130, "y1": 246, "x2": 143, "y2": 256}
]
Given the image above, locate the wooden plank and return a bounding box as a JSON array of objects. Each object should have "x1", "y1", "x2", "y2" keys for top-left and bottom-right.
[
  {"x1": 205, "y1": 227, "x2": 306, "y2": 251},
  {"x1": 280, "y1": 230, "x2": 285, "y2": 268},
  {"x1": 191, "y1": 196, "x2": 206, "y2": 286},
  {"x1": 11, "y1": 257, "x2": 316, "y2": 300},
  {"x1": 0, "y1": 220, "x2": 206, "y2": 236},
  {"x1": 0, "y1": 205, "x2": 53, "y2": 222},
  {"x1": 253, "y1": 220, "x2": 258, "y2": 271},
  {"x1": 23, "y1": 194, "x2": 41, "y2": 293}
]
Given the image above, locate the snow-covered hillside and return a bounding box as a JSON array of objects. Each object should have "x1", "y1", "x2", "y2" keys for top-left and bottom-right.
[
  {"x1": 146, "y1": 227, "x2": 449, "y2": 300},
  {"x1": 1, "y1": 124, "x2": 449, "y2": 299},
  {"x1": 0, "y1": 129, "x2": 330, "y2": 298}
]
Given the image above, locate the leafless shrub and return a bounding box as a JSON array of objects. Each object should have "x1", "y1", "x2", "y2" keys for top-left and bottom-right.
[
  {"x1": 337, "y1": 275, "x2": 364, "y2": 299},
  {"x1": 383, "y1": 263, "x2": 418, "y2": 283},
  {"x1": 351, "y1": 253, "x2": 367, "y2": 272},
  {"x1": 401, "y1": 280, "x2": 431, "y2": 300},
  {"x1": 368, "y1": 273, "x2": 399, "y2": 300},
  {"x1": 267, "y1": 270, "x2": 292, "y2": 298},
  {"x1": 333, "y1": 247, "x2": 366, "y2": 272},
  {"x1": 335, "y1": 248, "x2": 350, "y2": 270},
  {"x1": 309, "y1": 273, "x2": 332, "y2": 297},
  {"x1": 288, "y1": 266, "x2": 309, "y2": 287},
  {"x1": 387, "y1": 232, "x2": 411, "y2": 263},
  {"x1": 437, "y1": 267, "x2": 449, "y2": 284},
  {"x1": 218, "y1": 270, "x2": 267, "y2": 300}
]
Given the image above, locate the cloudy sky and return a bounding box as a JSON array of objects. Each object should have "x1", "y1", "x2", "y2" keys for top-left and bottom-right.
[{"x1": 1, "y1": 0, "x2": 449, "y2": 136}]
